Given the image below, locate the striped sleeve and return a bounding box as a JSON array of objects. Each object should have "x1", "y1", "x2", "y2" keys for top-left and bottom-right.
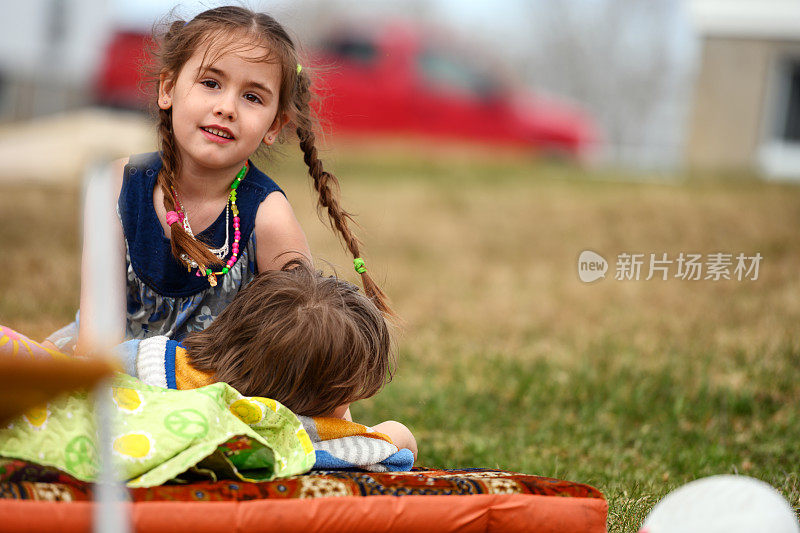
[
  {"x1": 136, "y1": 336, "x2": 169, "y2": 388},
  {"x1": 164, "y1": 339, "x2": 179, "y2": 390}
]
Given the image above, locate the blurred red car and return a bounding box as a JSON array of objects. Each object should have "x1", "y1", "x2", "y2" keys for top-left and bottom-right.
[
  {"x1": 310, "y1": 23, "x2": 597, "y2": 158},
  {"x1": 95, "y1": 31, "x2": 152, "y2": 109},
  {"x1": 94, "y1": 23, "x2": 597, "y2": 158}
]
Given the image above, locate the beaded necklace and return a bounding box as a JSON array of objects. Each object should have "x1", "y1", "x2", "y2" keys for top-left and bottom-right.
[
  {"x1": 170, "y1": 162, "x2": 247, "y2": 287},
  {"x1": 173, "y1": 196, "x2": 230, "y2": 261}
]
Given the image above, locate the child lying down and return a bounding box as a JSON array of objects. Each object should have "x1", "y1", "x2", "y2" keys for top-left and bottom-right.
[
  {"x1": 116, "y1": 259, "x2": 417, "y2": 460},
  {"x1": 1, "y1": 261, "x2": 417, "y2": 462}
]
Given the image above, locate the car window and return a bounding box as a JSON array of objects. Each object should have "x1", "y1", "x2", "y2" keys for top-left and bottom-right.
[
  {"x1": 321, "y1": 37, "x2": 377, "y2": 64},
  {"x1": 417, "y1": 51, "x2": 498, "y2": 98}
]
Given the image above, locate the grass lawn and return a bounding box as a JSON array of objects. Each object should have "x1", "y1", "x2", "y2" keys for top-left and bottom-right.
[{"x1": 1, "y1": 141, "x2": 798, "y2": 532}]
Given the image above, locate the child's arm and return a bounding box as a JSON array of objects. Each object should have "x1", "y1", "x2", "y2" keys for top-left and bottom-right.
[
  {"x1": 373, "y1": 420, "x2": 418, "y2": 461},
  {"x1": 329, "y1": 405, "x2": 417, "y2": 460},
  {"x1": 75, "y1": 158, "x2": 128, "y2": 357},
  {"x1": 254, "y1": 191, "x2": 313, "y2": 271}
]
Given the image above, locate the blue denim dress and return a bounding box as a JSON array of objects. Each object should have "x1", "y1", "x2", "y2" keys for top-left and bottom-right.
[{"x1": 47, "y1": 151, "x2": 284, "y2": 351}]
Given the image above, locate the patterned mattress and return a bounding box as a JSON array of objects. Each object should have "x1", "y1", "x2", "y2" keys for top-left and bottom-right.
[{"x1": 0, "y1": 460, "x2": 607, "y2": 532}]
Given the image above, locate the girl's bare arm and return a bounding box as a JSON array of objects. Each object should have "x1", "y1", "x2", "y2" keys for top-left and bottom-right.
[{"x1": 254, "y1": 191, "x2": 313, "y2": 272}]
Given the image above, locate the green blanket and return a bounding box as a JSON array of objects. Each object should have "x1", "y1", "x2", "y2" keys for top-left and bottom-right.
[{"x1": 0, "y1": 373, "x2": 315, "y2": 487}]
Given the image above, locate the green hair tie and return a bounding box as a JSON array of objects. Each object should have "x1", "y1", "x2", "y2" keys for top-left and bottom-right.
[
  {"x1": 353, "y1": 257, "x2": 367, "y2": 274},
  {"x1": 296, "y1": 63, "x2": 302, "y2": 74}
]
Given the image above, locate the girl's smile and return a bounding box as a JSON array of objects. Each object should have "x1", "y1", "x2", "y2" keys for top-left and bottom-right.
[{"x1": 200, "y1": 124, "x2": 235, "y2": 143}]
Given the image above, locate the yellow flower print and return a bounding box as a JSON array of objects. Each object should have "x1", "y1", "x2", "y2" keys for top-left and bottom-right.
[{"x1": 113, "y1": 433, "x2": 153, "y2": 460}]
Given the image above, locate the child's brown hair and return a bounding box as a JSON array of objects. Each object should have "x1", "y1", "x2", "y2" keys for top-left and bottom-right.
[
  {"x1": 181, "y1": 260, "x2": 393, "y2": 417},
  {"x1": 146, "y1": 6, "x2": 392, "y2": 314}
]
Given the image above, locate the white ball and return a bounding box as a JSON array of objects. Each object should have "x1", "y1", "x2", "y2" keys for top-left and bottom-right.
[{"x1": 641, "y1": 475, "x2": 799, "y2": 533}]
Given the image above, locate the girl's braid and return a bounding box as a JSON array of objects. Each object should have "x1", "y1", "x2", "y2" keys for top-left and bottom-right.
[
  {"x1": 155, "y1": 60, "x2": 223, "y2": 271},
  {"x1": 294, "y1": 72, "x2": 393, "y2": 317}
]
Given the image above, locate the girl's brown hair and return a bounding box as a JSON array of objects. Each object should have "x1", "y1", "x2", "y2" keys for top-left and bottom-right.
[
  {"x1": 147, "y1": 6, "x2": 392, "y2": 314},
  {"x1": 181, "y1": 260, "x2": 393, "y2": 416}
]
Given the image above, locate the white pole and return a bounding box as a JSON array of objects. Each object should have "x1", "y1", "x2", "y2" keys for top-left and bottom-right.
[{"x1": 82, "y1": 160, "x2": 130, "y2": 533}]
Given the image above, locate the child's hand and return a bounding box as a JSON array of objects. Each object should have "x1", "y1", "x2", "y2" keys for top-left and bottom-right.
[{"x1": 373, "y1": 420, "x2": 418, "y2": 462}]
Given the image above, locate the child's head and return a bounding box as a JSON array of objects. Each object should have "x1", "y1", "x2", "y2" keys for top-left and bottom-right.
[
  {"x1": 181, "y1": 260, "x2": 393, "y2": 417},
  {"x1": 148, "y1": 6, "x2": 392, "y2": 314}
]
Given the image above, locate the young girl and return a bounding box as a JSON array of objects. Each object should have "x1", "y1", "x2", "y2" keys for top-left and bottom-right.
[{"x1": 46, "y1": 6, "x2": 391, "y2": 354}]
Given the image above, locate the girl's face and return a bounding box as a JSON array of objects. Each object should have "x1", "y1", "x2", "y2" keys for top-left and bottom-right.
[{"x1": 159, "y1": 36, "x2": 287, "y2": 174}]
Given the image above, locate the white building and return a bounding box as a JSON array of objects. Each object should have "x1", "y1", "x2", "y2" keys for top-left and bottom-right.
[{"x1": 687, "y1": 0, "x2": 800, "y2": 179}]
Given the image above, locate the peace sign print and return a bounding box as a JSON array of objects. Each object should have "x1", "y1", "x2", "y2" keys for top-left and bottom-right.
[
  {"x1": 196, "y1": 387, "x2": 223, "y2": 403},
  {"x1": 164, "y1": 409, "x2": 209, "y2": 439},
  {"x1": 64, "y1": 435, "x2": 99, "y2": 477}
]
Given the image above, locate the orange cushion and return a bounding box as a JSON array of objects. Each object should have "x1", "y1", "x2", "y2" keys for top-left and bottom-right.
[
  {"x1": 0, "y1": 466, "x2": 607, "y2": 533},
  {"x1": 0, "y1": 493, "x2": 607, "y2": 533}
]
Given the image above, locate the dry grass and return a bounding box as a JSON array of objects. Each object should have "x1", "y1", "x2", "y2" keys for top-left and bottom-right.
[{"x1": 1, "y1": 142, "x2": 799, "y2": 532}]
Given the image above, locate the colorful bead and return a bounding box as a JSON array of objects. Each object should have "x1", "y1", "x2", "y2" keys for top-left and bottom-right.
[
  {"x1": 353, "y1": 257, "x2": 367, "y2": 274},
  {"x1": 176, "y1": 161, "x2": 248, "y2": 282},
  {"x1": 165, "y1": 211, "x2": 183, "y2": 226}
]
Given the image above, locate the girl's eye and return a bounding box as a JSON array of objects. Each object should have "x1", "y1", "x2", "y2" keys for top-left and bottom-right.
[
  {"x1": 201, "y1": 79, "x2": 219, "y2": 89},
  {"x1": 245, "y1": 93, "x2": 262, "y2": 104}
]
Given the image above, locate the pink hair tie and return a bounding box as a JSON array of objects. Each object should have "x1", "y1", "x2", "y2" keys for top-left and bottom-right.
[{"x1": 166, "y1": 211, "x2": 183, "y2": 226}]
